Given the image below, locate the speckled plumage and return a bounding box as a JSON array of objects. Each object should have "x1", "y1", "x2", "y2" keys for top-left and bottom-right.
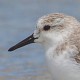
[{"x1": 35, "y1": 13, "x2": 80, "y2": 80}]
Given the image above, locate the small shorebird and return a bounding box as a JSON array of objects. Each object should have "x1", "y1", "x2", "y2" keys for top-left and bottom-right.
[{"x1": 8, "y1": 13, "x2": 80, "y2": 80}]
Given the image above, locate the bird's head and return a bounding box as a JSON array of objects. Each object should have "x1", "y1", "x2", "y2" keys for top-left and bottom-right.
[{"x1": 8, "y1": 13, "x2": 78, "y2": 51}]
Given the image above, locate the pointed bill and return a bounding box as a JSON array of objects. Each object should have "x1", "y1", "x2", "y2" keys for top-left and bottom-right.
[{"x1": 8, "y1": 34, "x2": 37, "y2": 51}]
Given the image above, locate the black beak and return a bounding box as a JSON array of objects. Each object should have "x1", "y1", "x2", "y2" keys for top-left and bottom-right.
[{"x1": 8, "y1": 34, "x2": 36, "y2": 51}]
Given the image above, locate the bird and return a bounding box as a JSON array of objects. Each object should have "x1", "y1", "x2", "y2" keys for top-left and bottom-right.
[{"x1": 8, "y1": 13, "x2": 80, "y2": 80}]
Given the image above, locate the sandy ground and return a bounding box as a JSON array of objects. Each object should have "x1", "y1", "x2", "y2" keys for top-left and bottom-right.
[{"x1": 0, "y1": 71, "x2": 52, "y2": 80}]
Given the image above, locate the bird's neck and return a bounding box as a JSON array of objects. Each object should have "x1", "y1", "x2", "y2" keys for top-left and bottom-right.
[{"x1": 43, "y1": 38, "x2": 64, "y2": 51}]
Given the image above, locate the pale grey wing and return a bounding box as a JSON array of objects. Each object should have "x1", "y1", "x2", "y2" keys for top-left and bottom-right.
[
  {"x1": 63, "y1": 44, "x2": 80, "y2": 63},
  {"x1": 75, "y1": 52, "x2": 80, "y2": 63}
]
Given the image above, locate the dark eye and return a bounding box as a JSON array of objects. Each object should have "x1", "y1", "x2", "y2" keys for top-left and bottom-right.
[{"x1": 43, "y1": 25, "x2": 50, "y2": 31}]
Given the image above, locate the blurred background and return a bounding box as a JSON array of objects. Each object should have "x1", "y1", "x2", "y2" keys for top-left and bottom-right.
[{"x1": 0, "y1": 0, "x2": 80, "y2": 80}]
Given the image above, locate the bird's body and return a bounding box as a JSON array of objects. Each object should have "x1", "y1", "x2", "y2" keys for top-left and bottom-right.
[
  {"x1": 9, "y1": 13, "x2": 80, "y2": 80},
  {"x1": 41, "y1": 13, "x2": 80, "y2": 80}
]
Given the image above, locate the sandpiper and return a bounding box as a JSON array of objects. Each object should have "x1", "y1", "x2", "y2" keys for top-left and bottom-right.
[{"x1": 8, "y1": 13, "x2": 80, "y2": 80}]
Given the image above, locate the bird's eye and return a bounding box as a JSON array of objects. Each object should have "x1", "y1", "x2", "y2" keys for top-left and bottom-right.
[{"x1": 43, "y1": 25, "x2": 51, "y2": 31}]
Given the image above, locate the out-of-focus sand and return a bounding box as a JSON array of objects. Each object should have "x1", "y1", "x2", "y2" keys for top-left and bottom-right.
[{"x1": 0, "y1": 68, "x2": 52, "y2": 80}]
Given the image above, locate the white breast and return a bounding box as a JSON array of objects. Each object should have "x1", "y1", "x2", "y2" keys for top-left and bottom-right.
[{"x1": 45, "y1": 47, "x2": 80, "y2": 80}]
